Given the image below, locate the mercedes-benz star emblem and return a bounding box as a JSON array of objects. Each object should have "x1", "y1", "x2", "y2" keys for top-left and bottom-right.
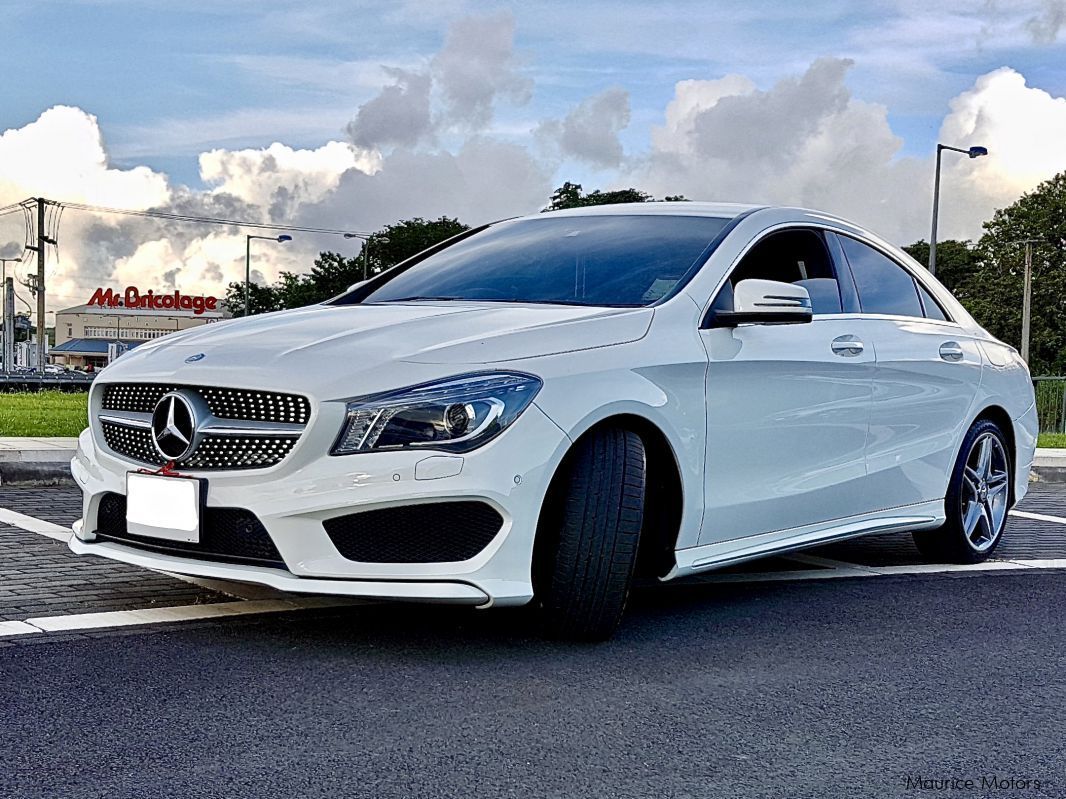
[{"x1": 151, "y1": 391, "x2": 199, "y2": 462}]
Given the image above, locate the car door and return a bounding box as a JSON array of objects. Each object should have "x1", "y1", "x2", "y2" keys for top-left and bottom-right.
[
  {"x1": 697, "y1": 227, "x2": 875, "y2": 546},
  {"x1": 833, "y1": 232, "x2": 983, "y2": 509}
]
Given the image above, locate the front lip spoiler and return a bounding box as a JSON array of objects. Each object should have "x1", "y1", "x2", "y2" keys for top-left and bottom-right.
[{"x1": 68, "y1": 532, "x2": 490, "y2": 606}]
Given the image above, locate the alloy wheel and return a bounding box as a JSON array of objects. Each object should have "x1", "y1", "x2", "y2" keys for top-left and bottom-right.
[{"x1": 960, "y1": 432, "x2": 1010, "y2": 552}]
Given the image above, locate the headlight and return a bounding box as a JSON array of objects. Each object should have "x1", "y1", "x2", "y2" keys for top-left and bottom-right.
[{"x1": 331, "y1": 372, "x2": 542, "y2": 455}]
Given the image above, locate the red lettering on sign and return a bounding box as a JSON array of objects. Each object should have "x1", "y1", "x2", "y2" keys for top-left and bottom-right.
[{"x1": 86, "y1": 287, "x2": 219, "y2": 315}]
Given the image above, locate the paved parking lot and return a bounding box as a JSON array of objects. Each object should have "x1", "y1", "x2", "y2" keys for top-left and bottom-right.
[
  {"x1": 2, "y1": 483, "x2": 1066, "y2": 639},
  {"x1": 2, "y1": 484, "x2": 1065, "y2": 797}
]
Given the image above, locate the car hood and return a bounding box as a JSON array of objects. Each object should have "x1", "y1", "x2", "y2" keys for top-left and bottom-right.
[{"x1": 98, "y1": 302, "x2": 652, "y2": 397}]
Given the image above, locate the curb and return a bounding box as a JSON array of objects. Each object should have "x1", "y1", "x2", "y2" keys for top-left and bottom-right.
[
  {"x1": 1031, "y1": 466, "x2": 1066, "y2": 484},
  {"x1": 0, "y1": 462, "x2": 75, "y2": 486}
]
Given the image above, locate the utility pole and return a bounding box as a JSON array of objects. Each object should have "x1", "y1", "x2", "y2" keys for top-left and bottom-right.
[
  {"x1": 0, "y1": 258, "x2": 20, "y2": 372},
  {"x1": 36, "y1": 198, "x2": 46, "y2": 370},
  {"x1": 1022, "y1": 241, "x2": 1032, "y2": 364},
  {"x1": 1009, "y1": 238, "x2": 1044, "y2": 364},
  {"x1": 3, "y1": 278, "x2": 13, "y2": 374},
  {"x1": 23, "y1": 198, "x2": 54, "y2": 369}
]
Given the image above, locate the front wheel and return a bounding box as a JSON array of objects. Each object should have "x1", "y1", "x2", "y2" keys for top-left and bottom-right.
[
  {"x1": 913, "y1": 419, "x2": 1012, "y2": 564},
  {"x1": 533, "y1": 428, "x2": 646, "y2": 641}
]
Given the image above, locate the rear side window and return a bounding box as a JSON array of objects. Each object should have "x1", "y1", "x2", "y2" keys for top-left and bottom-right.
[
  {"x1": 916, "y1": 282, "x2": 950, "y2": 321},
  {"x1": 839, "y1": 236, "x2": 923, "y2": 318}
]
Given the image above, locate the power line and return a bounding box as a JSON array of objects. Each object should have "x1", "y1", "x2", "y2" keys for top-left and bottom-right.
[{"x1": 58, "y1": 200, "x2": 372, "y2": 237}]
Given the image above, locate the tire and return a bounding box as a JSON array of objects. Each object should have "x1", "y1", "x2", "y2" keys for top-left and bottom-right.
[
  {"x1": 912, "y1": 419, "x2": 1012, "y2": 564},
  {"x1": 533, "y1": 427, "x2": 646, "y2": 641}
]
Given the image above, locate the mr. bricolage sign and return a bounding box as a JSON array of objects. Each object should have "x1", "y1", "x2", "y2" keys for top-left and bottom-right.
[{"x1": 88, "y1": 287, "x2": 219, "y2": 316}]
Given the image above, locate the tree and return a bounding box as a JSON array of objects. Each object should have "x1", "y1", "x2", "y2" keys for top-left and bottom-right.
[
  {"x1": 543, "y1": 181, "x2": 687, "y2": 211},
  {"x1": 222, "y1": 281, "x2": 281, "y2": 317},
  {"x1": 223, "y1": 216, "x2": 470, "y2": 315},
  {"x1": 902, "y1": 172, "x2": 1066, "y2": 374},
  {"x1": 360, "y1": 217, "x2": 469, "y2": 276},
  {"x1": 301, "y1": 251, "x2": 366, "y2": 302},
  {"x1": 901, "y1": 239, "x2": 978, "y2": 296},
  {"x1": 970, "y1": 172, "x2": 1066, "y2": 374}
]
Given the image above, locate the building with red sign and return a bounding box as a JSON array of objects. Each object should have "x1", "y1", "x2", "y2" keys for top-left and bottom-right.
[{"x1": 51, "y1": 287, "x2": 227, "y2": 369}]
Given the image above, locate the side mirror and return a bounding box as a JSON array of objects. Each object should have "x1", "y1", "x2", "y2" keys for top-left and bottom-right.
[
  {"x1": 347, "y1": 280, "x2": 368, "y2": 293},
  {"x1": 703, "y1": 279, "x2": 813, "y2": 329}
]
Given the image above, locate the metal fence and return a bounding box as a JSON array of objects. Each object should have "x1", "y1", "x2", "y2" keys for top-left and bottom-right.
[
  {"x1": 1034, "y1": 377, "x2": 1066, "y2": 434},
  {"x1": 1, "y1": 373, "x2": 95, "y2": 392}
]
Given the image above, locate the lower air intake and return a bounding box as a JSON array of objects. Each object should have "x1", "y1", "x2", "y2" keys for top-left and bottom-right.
[
  {"x1": 323, "y1": 501, "x2": 504, "y2": 563},
  {"x1": 93, "y1": 491, "x2": 285, "y2": 568}
]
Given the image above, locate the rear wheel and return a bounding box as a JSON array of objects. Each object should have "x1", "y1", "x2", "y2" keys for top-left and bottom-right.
[
  {"x1": 533, "y1": 427, "x2": 646, "y2": 641},
  {"x1": 913, "y1": 420, "x2": 1011, "y2": 564}
]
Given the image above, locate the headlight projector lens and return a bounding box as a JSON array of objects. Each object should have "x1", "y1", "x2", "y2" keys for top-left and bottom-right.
[
  {"x1": 332, "y1": 372, "x2": 542, "y2": 455},
  {"x1": 444, "y1": 403, "x2": 475, "y2": 435}
]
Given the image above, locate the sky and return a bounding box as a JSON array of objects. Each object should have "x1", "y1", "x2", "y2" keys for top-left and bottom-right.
[{"x1": 1, "y1": 0, "x2": 1065, "y2": 311}]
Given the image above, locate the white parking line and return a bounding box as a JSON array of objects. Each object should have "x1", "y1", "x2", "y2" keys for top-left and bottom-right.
[
  {"x1": 0, "y1": 507, "x2": 70, "y2": 541},
  {"x1": 1010, "y1": 509, "x2": 1066, "y2": 525},
  {"x1": 0, "y1": 506, "x2": 266, "y2": 600},
  {"x1": 0, "y1": 596, "x2": 359, "y2": 638},
  {"x1": 3, "y1": 503, "x2": 1066, "y2": 639}
]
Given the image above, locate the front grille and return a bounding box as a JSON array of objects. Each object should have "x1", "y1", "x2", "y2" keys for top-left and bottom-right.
[
  {"x1": 324, "y1": 501, "x2": 504, "y2": 563},
  {"x1": 97, "y1": 382, "x2": 310, "y2": 470},
  {"x1": 93, "y1": 492, "x2": 285, "y2": 567},
  {"x1": 102, "y1": 383, "x2": 311, "y2": 424},
  {"x1": 102, "y1": 421, "x2": 160, "y2": 465}
]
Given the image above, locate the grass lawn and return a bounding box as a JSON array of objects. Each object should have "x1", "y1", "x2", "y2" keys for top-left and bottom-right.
[
  {"x1": 3, "y1": 390, "x2": 1066, "y2": 448},
  {"x1": 0, "y1": 391, "x2": 89, "y2": 437}
]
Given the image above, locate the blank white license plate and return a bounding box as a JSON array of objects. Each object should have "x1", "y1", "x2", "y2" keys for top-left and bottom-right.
[{"x1": 126, "y1": 472, "x2": 202, "y2": 543}]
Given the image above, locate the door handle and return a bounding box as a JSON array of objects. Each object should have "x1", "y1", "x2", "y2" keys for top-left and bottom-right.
[
  {"x1": 939, "y1": 341, "x2": 965, "y2": 361},
  {"x1": 831, "y1": 335, "x2": 864, "y2": 357}
]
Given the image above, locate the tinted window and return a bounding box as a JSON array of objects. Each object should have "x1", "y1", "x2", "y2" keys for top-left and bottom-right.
[
  {"x1": 916, "y1": 282, "x2": 950, "y2": 321},
  {"x1": 726, "y1": 229, "x2": 843, "y2": 315},
  {"x1": 840, "y1": 236, "x2": 923, "y2": 318},
  {"x1": 358, "y1": 215, "x2": 731, "y2": 308}
]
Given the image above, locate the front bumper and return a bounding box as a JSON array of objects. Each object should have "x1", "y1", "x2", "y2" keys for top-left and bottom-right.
[{"x1": 69, "y1": 403, "x2": 570, "y2": 607}]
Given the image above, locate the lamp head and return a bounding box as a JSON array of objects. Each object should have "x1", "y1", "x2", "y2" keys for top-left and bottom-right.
[
  {"x1": 277, "y1": 235, "x2": 293, "y2": 243},
  {"x1": 968, "y1": 146, "x2": 988, "y2": 158}
]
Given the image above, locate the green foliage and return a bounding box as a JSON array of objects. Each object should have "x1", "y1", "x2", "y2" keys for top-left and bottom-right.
[
  {"x1": 544, "y1": 181, "x2": 687, "y2": 211},
  {"x1": 357, "y1": 217, "x2": 470, "y2": 278},
  {"x1": 900, "y1": 172, "x2": 1066, "y2": 375},
  {"x1": 971, "y1": 173, "x2": 1066, "y2": 374},
  {"x1": 901, "y1": 239, "x2": 978, "y2": 295},
  {"x1": 223, "y1": 280, "x2": 283, "y2": 317}
]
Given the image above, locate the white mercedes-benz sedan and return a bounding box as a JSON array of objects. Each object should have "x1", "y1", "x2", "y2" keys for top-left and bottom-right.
[{"x1": 69, "y1": 203, "x2": 1037, "y2": 639}]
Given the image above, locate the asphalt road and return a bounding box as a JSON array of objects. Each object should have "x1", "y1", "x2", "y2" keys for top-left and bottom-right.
[{"x1": 4, "y1": 570, "x2": 1065, "y2": 799}]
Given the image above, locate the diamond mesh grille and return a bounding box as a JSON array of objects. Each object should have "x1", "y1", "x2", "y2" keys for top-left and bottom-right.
[
  {"x1": 101, "y1": 383, "x2": 310, "y2": 424},
  {"x1": 98, "y1": 382, "x2": 310, "y2": 470},
  {"x1": 323, "y1": 502, "x2": 504, "y2": 563},
  {"x1": 101, "y1": 421, "x2": 163, "y2": 465}
]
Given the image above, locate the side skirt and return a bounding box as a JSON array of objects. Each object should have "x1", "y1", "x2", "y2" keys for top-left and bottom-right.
[{"x1": 666, "y1": 500, "x2": 944, "y2": 580}]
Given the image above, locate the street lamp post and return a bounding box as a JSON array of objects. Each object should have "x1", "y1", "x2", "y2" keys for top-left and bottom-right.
[
  {"x1": 929, "y1": 143, "x2": 988, "y2": 277},
  {"x1": 343, "y1": 233, "x2": 372, "y2": 281},
  {"x1": 244, "y1": 234, "x2": 292, "y2": 316}
]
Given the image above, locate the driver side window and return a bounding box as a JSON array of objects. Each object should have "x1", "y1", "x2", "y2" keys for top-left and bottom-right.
[{"x1": 716, "y1": 228, "x2": 846, "y2": 315}]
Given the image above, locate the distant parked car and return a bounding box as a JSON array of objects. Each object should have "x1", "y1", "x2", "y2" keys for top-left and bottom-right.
[{"x1": 68, "y1": 203, "x2": 1037, "y2": 639}]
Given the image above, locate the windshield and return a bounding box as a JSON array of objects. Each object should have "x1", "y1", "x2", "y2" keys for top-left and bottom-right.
[{"x1": 352, "y1": 214, "x2": 733, "y2": 308}]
